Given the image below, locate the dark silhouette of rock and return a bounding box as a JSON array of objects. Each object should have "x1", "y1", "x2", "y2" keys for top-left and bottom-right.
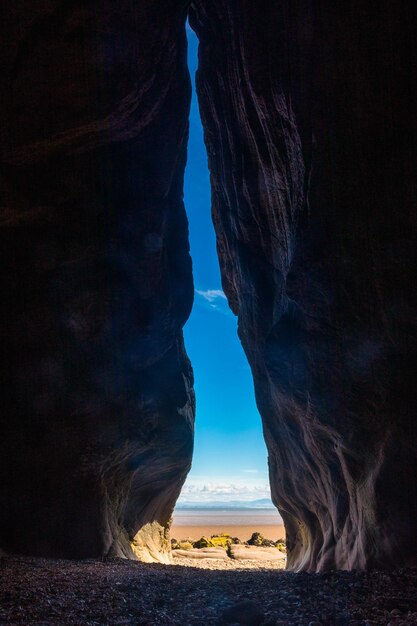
[
  {"x1": 0, "y1": 1, "x2": 194, "y2": 560},
  {"x1": 1, "y1": 0, "x2": 416, "y2": 571},
  {"x1": 247, "y1": 533, "x2": 264, "y2": 547},
  {"x1": 189, "y1": 1, "x2": 417, "y2": 570}
]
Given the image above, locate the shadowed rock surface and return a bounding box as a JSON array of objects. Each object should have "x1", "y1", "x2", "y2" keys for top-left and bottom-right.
[
  {"x1": 0, "y1": 1, "x2": 194, "y2": 561},
  {"x1": 190, "y1": 1, "x2": 417, "y2": 570},
  {"x1": 1, "y1": 0, "x2": 416, "y2": 572}
]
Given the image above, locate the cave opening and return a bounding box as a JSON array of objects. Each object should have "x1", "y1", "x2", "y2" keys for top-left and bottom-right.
[{"x1": 170, "y1": 23, "x2": 284, "y2": 551}]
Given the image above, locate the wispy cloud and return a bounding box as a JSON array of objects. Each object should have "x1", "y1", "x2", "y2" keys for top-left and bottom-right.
[
  {"x1": 195, "y1": 289, "x2": 227, "y2": 303},
  {"x1": 194, "y1": 288, "x2": 232, "y2": 316},
  {"x1": 242, "y1": 469, "x2": 259, "y2": 474}
]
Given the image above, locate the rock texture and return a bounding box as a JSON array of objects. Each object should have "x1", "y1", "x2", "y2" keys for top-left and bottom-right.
[
  {"x1": 0, "y1": 1, "x2": 194, "y2": 560},
  {"x1": 190, "y1": 1, "x2": 417, "y2": 570},
  {"x1": 229, "y1": 545, "x2": 286, "y2": 562},
  {"x1": 1, "y1": 0, "x2": 416, "y2": 573},
  {"x1": 173, "y1": 547, "x2": 229, "y2": 560}
]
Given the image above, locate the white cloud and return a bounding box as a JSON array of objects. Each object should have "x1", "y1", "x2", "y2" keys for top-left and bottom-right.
[
  {"x1": 194, "y1": 288, "x2": 233, "y2": 316},
  {"x1": 177, "y1": 479, "x2": 271, "y2": 503},
  {"x1": 242, "y1": 469, "x2": 259, "y2": 474},
  {"x1": 195, "y1": 289, "x2": 227, "y2": 303}
]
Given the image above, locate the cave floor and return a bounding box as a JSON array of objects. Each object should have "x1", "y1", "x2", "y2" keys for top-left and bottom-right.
[{"x1": 0, "y1": 557, "x2": 417, "y2": 626}]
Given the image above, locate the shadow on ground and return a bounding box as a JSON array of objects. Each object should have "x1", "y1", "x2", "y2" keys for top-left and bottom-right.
[{"x1": 1, "y1": 557, "x2": 417, "y2": 625}]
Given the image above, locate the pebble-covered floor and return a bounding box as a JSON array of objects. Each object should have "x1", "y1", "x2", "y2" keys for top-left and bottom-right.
[{"x1": 1, "y1": 557, "x2": 417, "y2": 625}]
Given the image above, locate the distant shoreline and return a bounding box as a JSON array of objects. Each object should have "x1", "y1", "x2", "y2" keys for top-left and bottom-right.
[
  {"x1": 175, "y1": 506, "x2": 276, "y2": 511},
  {"x1": 170, "y1": 524, "x2": 286, "y2": 542},
  {"x1": 173, "y1": 507, "x2": 282, "y2": 526},
  {"x1": 175, "y1": 499, "x2": 275, "y2": 510},
  {"x1": 172, "y1": 506, "x2": 285, "y2": 541}
]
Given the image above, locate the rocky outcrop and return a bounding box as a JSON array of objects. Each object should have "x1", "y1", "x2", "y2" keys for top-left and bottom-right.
[
  {"x1": 0, "y1": 1, "x2": 194, "y2": 560},
  {"x1": 190, "y1": 1, "x2": 417, "y2": 570}
]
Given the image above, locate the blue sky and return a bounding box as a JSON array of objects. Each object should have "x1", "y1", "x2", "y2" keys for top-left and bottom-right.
[{"x1": 177, "y1": 25, "x2": 271, "y2": 505}]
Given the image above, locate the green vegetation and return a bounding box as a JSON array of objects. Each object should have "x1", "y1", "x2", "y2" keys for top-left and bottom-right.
[
  {"x1": 194, "y1": 534, "x2": 233, "y2": 549},
  {"x1": 171, "y1": 532, "x2": 287, "y2": 553}
]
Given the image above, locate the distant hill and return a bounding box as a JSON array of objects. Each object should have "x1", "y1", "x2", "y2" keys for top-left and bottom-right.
[{"x1": 175, "y1": 498, "x2": 275, "y2": 510}]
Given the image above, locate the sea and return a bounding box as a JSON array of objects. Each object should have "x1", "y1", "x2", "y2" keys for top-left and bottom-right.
[{"x1": 173, "y1": 508, "x2": 282, "y2": 526}]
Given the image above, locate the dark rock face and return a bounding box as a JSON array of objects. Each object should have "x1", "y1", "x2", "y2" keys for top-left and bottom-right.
[
  {"x1": 0, "y1": 1, "x2": 194, "y2": 560},
  {"x1": 190, "y1": 1, "x2": 417, "y2": 570},
  {"x1": 1, "y1": 1, "x2": 416, "y2": 572}
]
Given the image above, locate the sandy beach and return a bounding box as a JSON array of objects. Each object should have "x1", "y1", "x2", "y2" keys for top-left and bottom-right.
[
  {"x1": 171, "y1": 507, "x2": 285, "y2": 542},
  {"x1": 170, "y1": 523, "x2": 285, "y2": 541}
]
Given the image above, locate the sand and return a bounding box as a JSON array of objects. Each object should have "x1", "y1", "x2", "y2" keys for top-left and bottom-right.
[{"x1": 170, "y1": 523, "x2": 286, "y2": 541}]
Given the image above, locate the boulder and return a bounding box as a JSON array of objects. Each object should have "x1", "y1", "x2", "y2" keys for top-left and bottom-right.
[{"x1": 247, "y1": 533, "x2": 264, "y2": 547}]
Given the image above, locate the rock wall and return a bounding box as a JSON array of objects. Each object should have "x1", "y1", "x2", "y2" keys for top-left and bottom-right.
[
  {"x1": 0, "y1": 1, "x2": 194, "y2": 560},
  {"x1": 1, "y1": 0, "x2": 416, "y2": 571},
  {"x1": 190, "y1": 1, "x2": 417, "y2": 570}
]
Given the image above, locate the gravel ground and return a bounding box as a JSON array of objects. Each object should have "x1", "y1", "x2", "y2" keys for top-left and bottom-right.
[{"x1": 0, "y1": 557, "x2": 417, "y2": 626}]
